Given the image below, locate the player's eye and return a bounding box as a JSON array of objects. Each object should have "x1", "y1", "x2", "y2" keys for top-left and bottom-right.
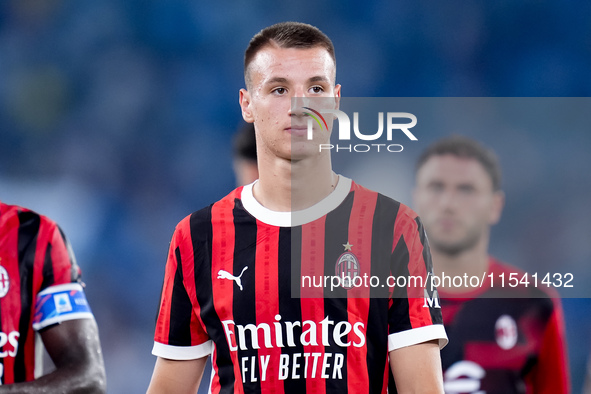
[
  {"x1": 458, "y1": 184, "x2": 476, "y2": 194},
  {"x1": 272, "y1": 87, "x2": 287, "y2": 95},
  {"x1": 427, "y1": 182, "x2": 444, "y2": 193},
  {"x1": 310, "y1": 86, "x2": 324, "y2": 94}
]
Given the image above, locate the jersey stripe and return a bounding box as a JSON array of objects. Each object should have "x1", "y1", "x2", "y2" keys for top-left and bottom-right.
[
  {"x1": 279, "y1": 226, "x2": 306, "y2": 394},
  {"x1": 346, "y1": 188, "x2": 375, "y2": 393},
  {"x1": 368, "y1": 195, "x2": 399, "y2": 393},
  {"x1": 254, "y1": 221, "x2": 282, "y2": 392},
  {"x1": 403, "y1": 214, "x2": 432, "y2": 329},
  {"x1": 187, "y1": 208, "x2": 229, "y2": 390},
  {"x1": 0, "y1": 208, "x2": 21, "y2": 383},
  {"x1": 414, "y1": 217, "x2": 441, "y2": 326},
  {"x1": 174, "y1": 225, "x2": 209, "y2": 349},
  {"x1": 154, "y1": 237, "x2": 176, "y2": 346},
  {"x1": 55, "y1": 227, "x2": 79, "y2": 284},
  {"x1": 300, "y1": 216, "x2": 326, "y2": 394},
  {"x1": 40, "y1": 244, "x2": 54, "y2": 291},
  {"x1": 210, "y1": 193, "x2": 241, "y2": 394},
  {"x1": 168, "y1": 247, "x2": 192, "y2": 345},
  {"x1": 300, "y1": 217, "x2": 324, "y2": 299},
  {"x1": 230, "y1": 198, "x2": 258, "y2": 393},
  {"x1": 388, "y1": 206, "x2": 436, "y2": 334},
  {"x1": 15, "y1": 210, "x2": 39, "y2": 383},
  {"x1": 389, "y1": 232, "x2": 412, "y2": 335},
  {"x1": 191, "y1": 208, "x2": 228, "y2": 392},
  {"x1": 322, "y1": 193, "x2": 353, "y2": 393}
]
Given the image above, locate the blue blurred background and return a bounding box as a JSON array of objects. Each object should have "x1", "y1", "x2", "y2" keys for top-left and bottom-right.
[{"x1": 0, "y1": 1, "x2": 589, "y2": 392}]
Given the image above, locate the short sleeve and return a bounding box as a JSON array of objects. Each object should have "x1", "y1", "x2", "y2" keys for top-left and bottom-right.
[
  {"x1": 33, "y1": 216, "x2": 92, "y2": 330},
  {"x1": 39, "y1": 219, "x2": 81, "y2": 291},
  {"x1": 153, "y1": 219, "x2": 212, "y2": 360},
  {"x1": 388, "y1": 207, "x2": 447, "y2": 351}
]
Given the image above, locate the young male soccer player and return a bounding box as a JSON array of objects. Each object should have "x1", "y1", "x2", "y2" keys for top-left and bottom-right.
[
  {"x1": 0, "y1": 201, "x2": 106, "y2": 392},
  {"x1": 148, "y1": 22, "x2": 447, "y2": 393},
  {"x1": 413, "y1": 136, "x2": 569, "y2": 393}
]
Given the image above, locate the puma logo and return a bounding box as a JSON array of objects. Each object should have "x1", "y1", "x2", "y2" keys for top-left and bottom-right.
[{"x1": 217, "y1": 266, "x2": 248, "y2": 291}]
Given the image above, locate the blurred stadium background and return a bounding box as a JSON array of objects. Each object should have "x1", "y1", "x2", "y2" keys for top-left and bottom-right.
[{"x1": 0, "y1": 1, "x2": 589, "y2": 392}]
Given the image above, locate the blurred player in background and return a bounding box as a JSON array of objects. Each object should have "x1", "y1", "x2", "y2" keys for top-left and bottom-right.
[
  {"x1": 148, "y1": 21, "x2": 446, "y2": 393},
  {"x1": 232, "y1": 122, "x2": 259, "y2": 186},
  {"x1": 0, "y1": 201, "x2": 106, "y2": 393},
  {"x1": 413, "y1": 135, "x2": 569, "y2": 393}
]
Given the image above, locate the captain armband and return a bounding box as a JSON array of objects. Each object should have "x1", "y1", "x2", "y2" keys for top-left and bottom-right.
[{"x1": 32, "y1": 283, "x2": 94, "y2": 331}]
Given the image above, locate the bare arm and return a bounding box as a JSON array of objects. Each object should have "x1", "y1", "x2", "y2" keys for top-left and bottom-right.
[
  {"x1": 389, "y1": 340, "x2": 444, "y2": 394},
  {"x1": 0, "y1": 318, "x2": 106, "y2": 393},
  {"x1": 147, "y1": 356, "x2": 209, "y2": 394}
]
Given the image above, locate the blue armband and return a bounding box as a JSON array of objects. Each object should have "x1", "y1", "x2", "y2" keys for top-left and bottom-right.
[{"x1": 32, "y1": 283, "x2": 94, "y2": 331}]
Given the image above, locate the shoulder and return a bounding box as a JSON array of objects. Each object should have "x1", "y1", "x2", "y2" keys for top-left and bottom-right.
[
  {"x1": 0, "y1": 201, "x2": 60, "y2": 235},
  {"x1": 349, "y1": 181, "x2": 420, "y2": 230},
  {"x1": 348, "y1": 181, "x2": 424, "y2": 246},
  {"x1": 349, "y1": 180, "x2": 406, "y2": 213}
]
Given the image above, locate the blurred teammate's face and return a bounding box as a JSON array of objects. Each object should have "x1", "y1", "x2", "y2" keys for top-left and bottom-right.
[
  {"x1": 239, "y1": 45, "x2": 340, "y2": 161},
  {"x1": 414, "y1": 155, "x2": 504, "y2": 256}
]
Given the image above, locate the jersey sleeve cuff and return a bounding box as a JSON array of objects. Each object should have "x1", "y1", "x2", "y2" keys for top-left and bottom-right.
[
  {"x1": 388, "y1": 324, "x2": 448, "y2": 352},
  {"x1": 152, "y1": 340, "x2": 213, "y2": 360}
]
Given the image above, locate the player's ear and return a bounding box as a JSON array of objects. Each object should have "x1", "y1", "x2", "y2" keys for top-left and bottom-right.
[
  {"x1": 239, "y1": 89, "x2": 254, "y2": 123},
  {"x1": 334, "y1": 84, "x2": 341, "y2": 110},
  {"x1": 489, "y1": 190, "x2": 505, "y2": 225}
]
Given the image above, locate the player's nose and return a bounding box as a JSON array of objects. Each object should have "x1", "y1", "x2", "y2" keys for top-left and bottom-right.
[
  {"x1": 439, "y1": 191, "x2": 460, "y2": 210},
  {"x1": 290, "y1": 97, "x2": 306, "y2": 117}
]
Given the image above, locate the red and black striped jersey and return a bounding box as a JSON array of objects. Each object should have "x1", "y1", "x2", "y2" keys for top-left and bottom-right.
[
  {"x1": 0, "y1": 201, "x2": 82, "y2": 384},
  {"x1": 153, "y1": 177, "x2": 447, "y2": 393},
  {"x1": 439, "y1": 258, "x2": 569, "y2": 394}
]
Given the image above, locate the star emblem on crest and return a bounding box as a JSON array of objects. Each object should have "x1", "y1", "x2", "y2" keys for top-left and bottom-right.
[{"x1": 343, "y1": 241, "x2": 353, "y2": 251}]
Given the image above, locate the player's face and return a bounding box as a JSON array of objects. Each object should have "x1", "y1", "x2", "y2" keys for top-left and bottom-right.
[
  {"x1": 414, "y1": 154, "x2": 504, "y2": 255},
  {"x1": 239, "y1": 45, "x2": 340, "y2": 161}
]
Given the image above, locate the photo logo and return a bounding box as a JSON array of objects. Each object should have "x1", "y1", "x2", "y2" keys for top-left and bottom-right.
[
  {"x1": 303, "y1": 108, "x2": 418, "y2": 153},
  {"x1": 302, "y1": 107, "x2": 328, "y2": 139}
]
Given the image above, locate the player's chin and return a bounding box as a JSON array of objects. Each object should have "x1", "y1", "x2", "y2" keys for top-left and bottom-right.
[
  {"x1": 431, "y1": 235, "x2": 462, "y2": 250},
  {"x1": 289, "y1": 143, "x2": 322, "y2": 160}
]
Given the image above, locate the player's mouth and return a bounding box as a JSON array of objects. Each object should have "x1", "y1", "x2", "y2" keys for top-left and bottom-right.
[
  {"x1": 285, "y1": 126, "x2": 308, "y2": 137},
  {"x1": 436, "y1": 217, "x2": 459, "y2": 232}
]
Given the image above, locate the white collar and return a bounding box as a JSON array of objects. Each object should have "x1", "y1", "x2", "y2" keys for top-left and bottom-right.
[{"x1": 241, "y1": 176, "x2": 352, "y2": 227}]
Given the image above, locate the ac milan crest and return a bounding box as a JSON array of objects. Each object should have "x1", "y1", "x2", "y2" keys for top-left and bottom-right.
[
  {"x1": 495, "y1": 314, "x2": 518, "y2": 350},
  {"x1": 335, "y1": 242, "x2": 360, "y2": 290},
  {"x1": 0, "y1": 263, "x2": 9, "y2": 298}
]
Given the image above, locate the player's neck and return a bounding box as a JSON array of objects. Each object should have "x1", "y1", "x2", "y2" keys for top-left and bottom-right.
[
  {"x1": 254, "y1": 153, "x2": 336, "y2": 212},
  {"x1": 431, "y1": 237, "x2": 490, "y2": 293}
]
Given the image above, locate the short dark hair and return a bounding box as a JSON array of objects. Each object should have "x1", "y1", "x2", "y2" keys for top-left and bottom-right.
[
  {"x1": 244, "y1": 22, "x2": 336, "y2": 88},
  {"x1": 416, "y1": 135, "x2": 502, "y2": 191},
  {"x1": 233, "y1": 122, "x2": 257, "y2": 162}
]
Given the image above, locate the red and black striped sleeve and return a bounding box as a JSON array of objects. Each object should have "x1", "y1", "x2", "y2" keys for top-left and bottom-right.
[
  {"x1": 36, "y1": 215, "x2": 81, "y2": 291},
  {"x1": 387, "y1": 204, "x2": 447, "y2": 351},
  {"x1": 153, "y1": 214, "x2": 212, "y2": 360}
]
